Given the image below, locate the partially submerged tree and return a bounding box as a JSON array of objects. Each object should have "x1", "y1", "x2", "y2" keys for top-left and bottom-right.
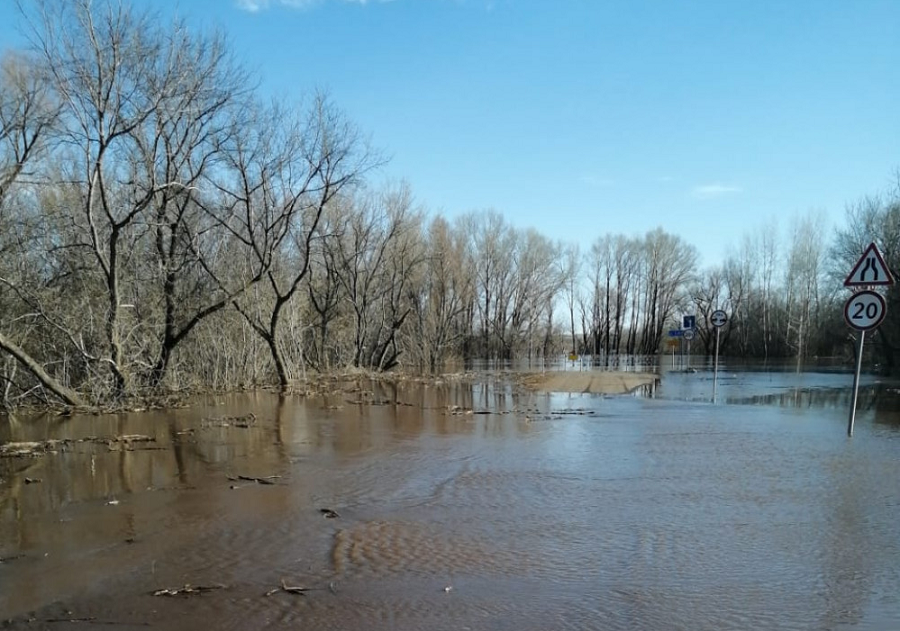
[
  {"x1": 0, "y1": 50, "x2": 84, "y2": 406},
  {"x1": 226, "y1": 96, "x2": 378, "y2": 388}
]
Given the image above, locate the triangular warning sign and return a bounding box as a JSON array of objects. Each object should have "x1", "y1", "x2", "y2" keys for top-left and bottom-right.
[{"x1": 844, "y1": 242, "x2": 895, "y2": 287}]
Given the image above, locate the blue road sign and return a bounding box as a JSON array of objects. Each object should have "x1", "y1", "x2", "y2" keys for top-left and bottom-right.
[
  {"x1": 683, "y1": 315, "x2": 696, "y2": 330},
  {"x1": 668, "y1": 329, "x2": 684, "y2": 337}
]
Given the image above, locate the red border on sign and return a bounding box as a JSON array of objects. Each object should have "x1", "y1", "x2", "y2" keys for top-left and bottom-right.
[
  {"x1": 843, "y1": 290, "x2": 887, "y2": 331},
  {"x1": 844, "y1": 242, "x2": 895, "y2": 287}
]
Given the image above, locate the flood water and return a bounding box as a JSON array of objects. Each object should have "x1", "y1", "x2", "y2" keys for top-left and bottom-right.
[{"x1": 2, "y1": 366, "x2": 900, "y2": 630}]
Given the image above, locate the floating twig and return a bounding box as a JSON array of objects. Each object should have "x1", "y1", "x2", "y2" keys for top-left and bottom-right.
[
  {"x1": 226, "y1": 474, "x2": 282, "y2": 486},
  {"x1": 265, "y1": 578, "x2": 322, "y2": 597},
  {"x1": 43, "y1": 617, "x2": 151, "y2": 626},
  {"x1": 152, "y1": 583, "x2": 227, "y2": 597},
  {"x1": 280, "y1": 578, "x2": 311, "y2": 594}
]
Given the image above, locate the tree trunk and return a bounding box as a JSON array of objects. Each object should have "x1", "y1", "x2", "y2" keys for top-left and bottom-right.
[{"x1": 0, "y1": 333, "x2": 86, "y2": 407}]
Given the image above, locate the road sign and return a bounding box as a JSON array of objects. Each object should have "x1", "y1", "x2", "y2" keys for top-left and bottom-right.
[
  {"x1": 683, "y1": 315, "x2": 696, "y2": 330},
  {"x1": 683, "y1": 329, "x2": 695, "y2": 341},
  {"x1": 710, "y1": 309, "x2": 728, "y2": 328},
  {"x1": 668, "y1": 329, "x2": 684, "y2": 337},
  {"x1": 844, "y1": 290, "x2": 887, "y2": 331},
  {"x1": 666, "y1": 339, "x2": 679, "y2": 347},
  {"x1": 845, "y1": 242, "x2": 894, "y2": 287}
]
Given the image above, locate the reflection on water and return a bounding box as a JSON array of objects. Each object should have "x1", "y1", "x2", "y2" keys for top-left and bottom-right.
[
  {"x1": 657, "y1": 361, "x2": 900, "y2": 422},
  {"x1": 2, "y1": 374, "x2": 900, "y2": 630}
]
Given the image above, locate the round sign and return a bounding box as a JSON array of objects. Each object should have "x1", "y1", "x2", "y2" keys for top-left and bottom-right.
[
  {"x1": 844, "y1": 290, "x2": 887, "y2": 331},
  {"x1": 710, "y1": 309, "x2": 728, "y2": 328},
  {"x1": 683, "y1": 329, "x2": 695, "y2": 341}
]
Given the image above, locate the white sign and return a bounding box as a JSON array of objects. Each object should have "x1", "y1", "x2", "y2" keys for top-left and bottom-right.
[
  {"x1": 683, "y1": 329, "x2": 695, "y2": 341},
  {"x1": 844, "y1": 290, "x2": 887, "y2": 331},
  {"x1": 710, "y1": 309, "x2": 728, "y2": 328},
  {"x1": 845, "y1": 242, "x2": 894, "y2": 287}
]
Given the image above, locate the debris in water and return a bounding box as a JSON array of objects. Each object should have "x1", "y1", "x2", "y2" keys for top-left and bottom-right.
[
  {"x1": 319, "y1": 508, "x2": 340, "y2": 519},
  {"x1": 152, "y1": 583, "x2": 227, "y2": 597},
  {"x1": 1, "y1": 435, "x2": 157, "y2": 458},
  {"x1": 201, "y1": 413, "x2": 257, "y2": 428},
  {"x1": 226, "y1": 474, "x2": 281, "y2": 486}
]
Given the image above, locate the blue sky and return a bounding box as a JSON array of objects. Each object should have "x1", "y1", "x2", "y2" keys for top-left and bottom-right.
[{"x1": 1, "y1": 0, "x2": 898, "y2": 267}]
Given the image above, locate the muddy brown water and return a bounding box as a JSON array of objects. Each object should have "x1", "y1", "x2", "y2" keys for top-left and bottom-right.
[{"x1": 2, "y1": 372, "x2": 900, "y2": 630}]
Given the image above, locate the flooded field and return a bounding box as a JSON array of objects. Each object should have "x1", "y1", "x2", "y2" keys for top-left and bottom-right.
[{"x1": 2, "y1": 366, "x2": 900, "y2": 630}]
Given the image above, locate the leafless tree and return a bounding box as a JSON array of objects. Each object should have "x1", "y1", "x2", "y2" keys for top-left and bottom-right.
[
  {"x1": 224, "y1": 96, "x2": 377, "y2": 388},
  {"x1": 325, "y1": 183, "x2": 424, "y2": 370},
  {"x1": 0, "y1": 50, "x2": 84, "y2": 405},
  {"x1": 638, "y1": 228, "x2": 698, "y2": 355},
  {"x1": 406, "y1": 215, "x2": 472, "y2": 371}
]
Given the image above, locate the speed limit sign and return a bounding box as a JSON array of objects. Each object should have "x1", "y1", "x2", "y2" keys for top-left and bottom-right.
[{"x1": 844, "y1": 290, "x2": 887, "y2": 331}]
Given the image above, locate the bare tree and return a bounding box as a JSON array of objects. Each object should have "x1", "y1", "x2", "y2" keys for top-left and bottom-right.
[
  {"x1": 0, "y1": 50, "x2": 84, "y2": 405},
  {"x1": 406, "y1": 215, "x2": 472, "y2": 371},
  {"x1": 306, "y1": 207, "x2": 350, "y2": 370},
  {"x1": 14, "y1": 0, "x2": 256, "y2": 397},
  {"x1": 784, "y1": 210, "x2": 828, "y2": 361},
  {"x1": 464, "y1": 210, "x2": 516, "y2": 359},
  {"x1": 134, "y1": 27, "x2": 253, "y2": 387},
  {"x1": 639, "y1": 228, "x2": 698, "y2": 355},
  {"x1": 225, "y1": 95, "x2": 376, "y2": 388},
  {"x1": 327, "y1": 183, "x2": 424, "y2": 371},
  {"x1": 509, "y1": 230, "x2": 566, "y2": 357},
  {"x1": 562, "y1": 243, "x2": 580, "y2": 357}
]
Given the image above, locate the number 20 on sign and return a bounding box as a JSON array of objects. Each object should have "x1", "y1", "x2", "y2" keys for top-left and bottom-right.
[
  {"x1": 844, "y1": 290, "x2": 887, "y2": 331},
  {"x1": 844, "y1": 242, "x2": 894, "y2": 437}
]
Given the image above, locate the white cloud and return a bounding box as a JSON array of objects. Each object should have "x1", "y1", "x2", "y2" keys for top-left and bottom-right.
[
  {"x1": 236, "y1": 0, "x2": 269, "y2": 11},
  {"x1": 236, "y1": 0, "x2": 384, "y2": 10},
  {"x1": 691, "y1": 183, "x2": 742, "y2": 200}
]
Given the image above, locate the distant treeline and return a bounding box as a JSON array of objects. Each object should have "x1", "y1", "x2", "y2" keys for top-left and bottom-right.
[{"x1": 1, "y1": 0, "x2": 898, "y2": 408}]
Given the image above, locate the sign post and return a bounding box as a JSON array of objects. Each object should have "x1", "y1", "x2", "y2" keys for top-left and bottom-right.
[
  {"x1": 843, "y1": 242, "x2": 894, "y2": 436},
  {"x1": 710, "y1": 309, "x2": 728, "y2": 403},
  {"x1": 666, "y1": 338, "x2": 679, "y2": 367},
  {"x1": 683, "y1": 328, "x2": 694, "y2": 371},
  {"x1": 668, "y1": 329, "x2": 684, "y2": 370}
]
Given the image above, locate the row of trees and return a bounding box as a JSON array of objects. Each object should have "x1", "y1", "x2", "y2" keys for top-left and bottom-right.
[
  {"x1": 0, "y1": 0, "x2": 896, "y2": 408},
  {"x1": 573, "y1": 194, "x2": 900, "y2": 372}
]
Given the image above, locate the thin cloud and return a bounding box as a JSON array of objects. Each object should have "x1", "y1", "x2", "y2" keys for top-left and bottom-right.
[
  {"x1": 691, "y1": 183, "x2": 743, "y2": 200},
  {"x1": 236, "y1": 0, "x2": 269, "y2": 11},
  {"x1": 236, "y1": 0, "x2": 386, "y2": 11}
]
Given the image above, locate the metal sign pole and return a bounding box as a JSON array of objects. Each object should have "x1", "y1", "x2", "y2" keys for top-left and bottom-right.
[
  {"x1": 713, "y1": 326, "x2": 721, "y2": 403},
  {"x1": 842, "y1": 243, "x2": 894, "y2": 437},
  {"x1": 848, "y1": 330, "x2": 866, "y2": 437}
]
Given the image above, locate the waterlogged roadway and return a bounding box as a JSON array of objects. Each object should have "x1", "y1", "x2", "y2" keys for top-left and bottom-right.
[{"x1": 2, "y1": 370, "x2": 900, "y2": 630}]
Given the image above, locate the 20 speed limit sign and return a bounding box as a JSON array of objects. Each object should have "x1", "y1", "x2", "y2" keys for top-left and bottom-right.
[{"x1": 844, "y1": 290, "x2": 887, "y2": 331}]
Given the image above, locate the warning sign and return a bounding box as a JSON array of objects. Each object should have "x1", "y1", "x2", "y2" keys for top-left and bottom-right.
[{"x1": 844, "y1": 242, "x2": 894, "y2": 287}]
